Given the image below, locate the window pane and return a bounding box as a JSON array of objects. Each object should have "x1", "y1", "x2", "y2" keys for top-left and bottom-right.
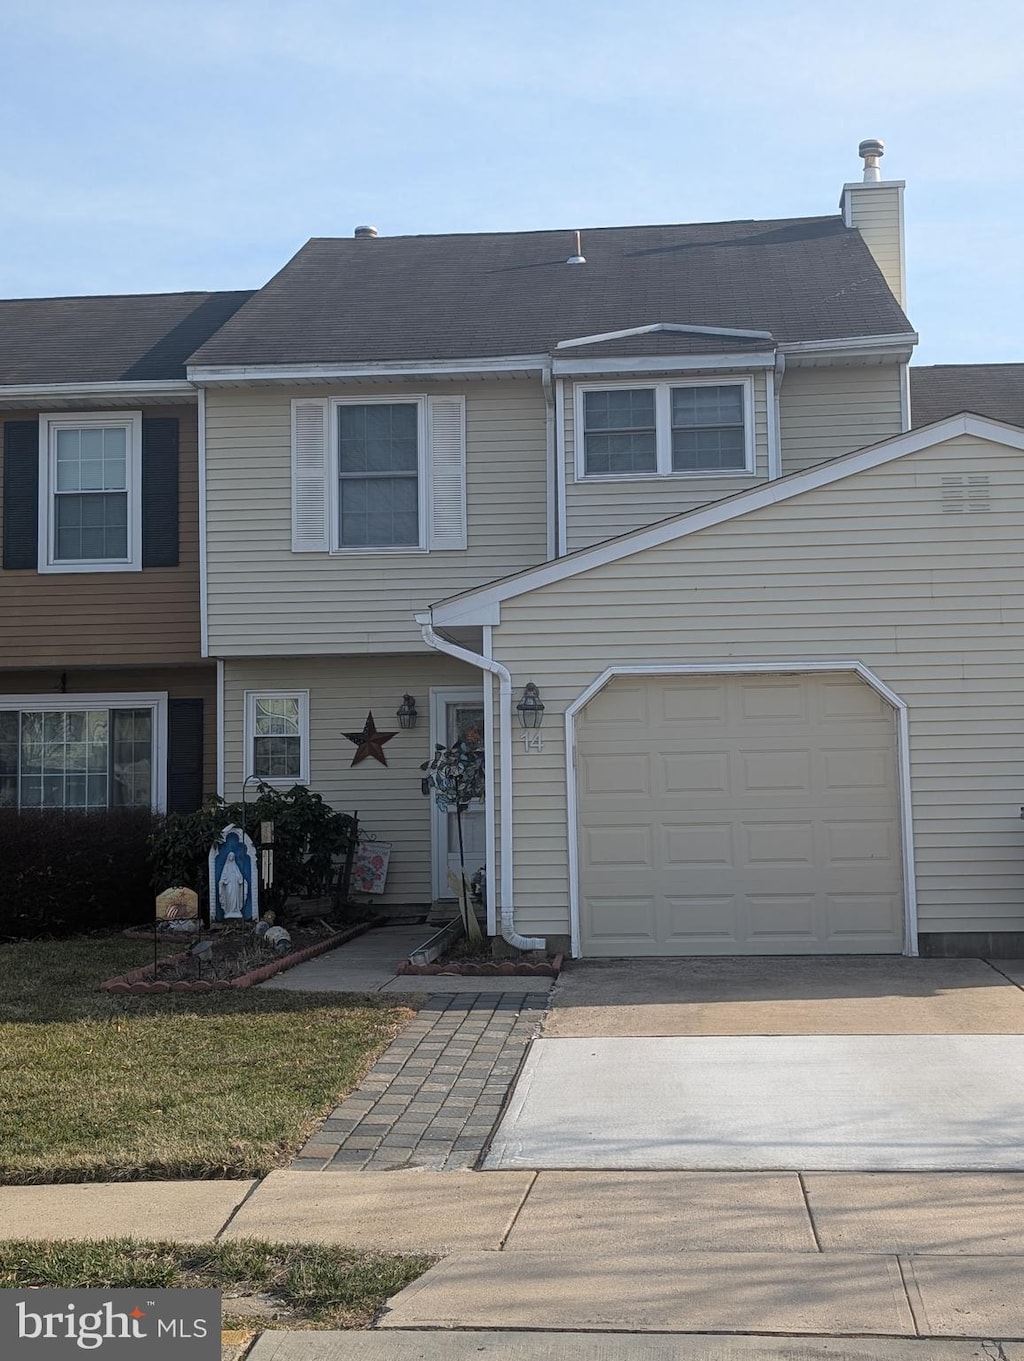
[
  {"x1": 584, "y1": 389, "x2": 655, "y2": 432},
  {"x1": 19, "y1": 708, "x2": 110, "y2": 809},
  {"x1": 254, "y1": 735, "x2": 301, "y2": 779},
  {"x1": 255, "y1": 697, "x2": 300, "y2": 737},
  {"x1": 55, "y1": 492, "x2": 128, "y2": 560},
  {"x1": 112, "y1": 708, "x2": 152, "y2": 808},
  {"x1": 339, "y1": 403, "x2": 418, "y2": 475},
  {"x1": 583, "y1": 390, "x2": 657, "y2": 475},
  {"x1": 672, "y1": 426, "x2": 747, "y2": 471},
  {"x1": 340, "y1": 475, "x2": 419, "y2": 547},
  {"x1": 55, "y1": 426, "x2": 127, "y2": 492}
]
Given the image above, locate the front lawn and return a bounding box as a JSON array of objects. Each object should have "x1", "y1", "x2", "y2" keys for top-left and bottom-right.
[
  {"x1": 0, "y1": 1238, "x2": 433, "y2": 1330},
  {"x1": 0, "y1": 936, "x2": 410, "y2": 1184}
]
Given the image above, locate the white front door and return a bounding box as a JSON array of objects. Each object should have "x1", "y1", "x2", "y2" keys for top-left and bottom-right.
[{"x1": 430, "y1": 688, "x2": 486, "y2": 900}]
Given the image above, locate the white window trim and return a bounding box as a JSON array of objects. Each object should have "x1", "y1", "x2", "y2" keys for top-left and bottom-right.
[
  {"x1": 573, "y1": 376, "x2": 755, "y2": 482},
  {"x1": 37, "y1": 410, "x2": 143, "y2": 573},
  {"x1": 0, "y1": 691, "x2": 168, "y2": 812},
  {"x1": 328, "y1": 395, "x2": 429, "y2": 555},
  {"x1": 244, "y1": 689, "x2": 310, "y2": 785}
]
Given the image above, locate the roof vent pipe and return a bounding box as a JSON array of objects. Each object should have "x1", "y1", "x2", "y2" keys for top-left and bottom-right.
[
  {"x1": 858, "y1": 138, "x2": 885, "y2": 183},
  {"x1": 354, "y1": 224, "x2": 379, "y2": 238},
  {"x1": 566, "y1": 230, "x2": 586, "y2": 265}
]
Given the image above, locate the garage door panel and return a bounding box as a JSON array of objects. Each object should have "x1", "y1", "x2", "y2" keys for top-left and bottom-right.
[
  {"x1": 744, "y1": 893, "x2": 819, "y2": 941},
  {"x1": 578, "y1": 673, "x2": 903, "y2": 956},
  {"x1": 663, "y1": 822, "x2": 733, "y2": 866},
  {"x1": 662, "y1": 896, "x2": 740, "y2": 943},
  {"x1": 738, "y1": 679, "x2": 806, "y2": 722},
  {"x1": 586, "y1": 896, "x2": 658, "y2": 944},
  {"x1": 742, "y1": 821, "x2": 815, "y2": 865},
  {"x1": 662, "y1": 752, "x2": 730, "y2": 795}
]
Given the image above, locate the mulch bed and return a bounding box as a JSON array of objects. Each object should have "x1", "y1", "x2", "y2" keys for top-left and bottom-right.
[{"x1": 101, "y1": 922, "x2": 371, "y2": 994}]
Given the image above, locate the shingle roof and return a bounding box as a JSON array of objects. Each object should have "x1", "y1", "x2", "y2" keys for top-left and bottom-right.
[
  {"x1": 0, "y1": 290, "x2": 255, "y2": 385},
  {"x1": 911, "y1": 364, "x2": 1024, "y2": 429},
  {"x1": 189, "y1": 216, "x2": 913, "y2": 368}
]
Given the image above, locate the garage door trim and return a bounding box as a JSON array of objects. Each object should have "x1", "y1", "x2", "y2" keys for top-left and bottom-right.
[{"x1": 565, "y1": 660, "x2": 917, "y2": 958}]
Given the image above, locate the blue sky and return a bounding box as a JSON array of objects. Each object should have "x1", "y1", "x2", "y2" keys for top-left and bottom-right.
[{"x1": 3, "y1": 0, "x2": 1022, "y2": 364}]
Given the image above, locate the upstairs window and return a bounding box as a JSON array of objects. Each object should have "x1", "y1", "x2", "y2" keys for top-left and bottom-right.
[
  {"x1": 337, "y1": 402, "x2": 420, "y2": 548},
  {"x1": 577, "y1": 379, "x2": 754, "y2": 479},
  {"x1": 38, "y1": 413, "x2": 143, "y2": 572}
]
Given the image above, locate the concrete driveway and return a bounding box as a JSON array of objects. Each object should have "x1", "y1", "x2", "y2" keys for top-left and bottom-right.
[{"x1": 484, "y1": 956, "x2": 1024, "y2": 1172}]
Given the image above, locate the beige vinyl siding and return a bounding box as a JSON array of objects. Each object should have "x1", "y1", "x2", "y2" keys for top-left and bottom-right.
[
  {"x1": 488, "y1": 433, "x2": 1024, "y2": 941},
  {"x1": 205, "y1": 380, "x2": 548, "y2": 656},
  {"x1": 563, "y1": 371, "x2": 770, "y2": 552},
  {"x1": 0, "y1": 664, "x2": 217, "y2": 802},
  {"x1": 0, "y1": 406, "x2": 202, "y2": 666},
  {"x1": 844, "y1": 184, "x2": 905, "y2": 307},
  {"x1": 779, "y1": 365, "x2": 904, "y2": 476},
  {"x1": 223, "y1": 652, "x2": 480, "y2": 904}
]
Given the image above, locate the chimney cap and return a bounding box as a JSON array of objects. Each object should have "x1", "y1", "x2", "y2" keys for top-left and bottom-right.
[
  {"x1": 858, "y1": 138, "x2": 885, "y2": 183},
  {"x1": 354, "y1": 224, "x2": 379, "y2": 238}
]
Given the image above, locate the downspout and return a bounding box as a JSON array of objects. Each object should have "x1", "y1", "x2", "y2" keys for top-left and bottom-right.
[
  {"x1": 417, "y1": 614, "x2": 546, "y2": 951},
  {"x1": 542, "y1": 360, "x2": 557, "y2": 560}
]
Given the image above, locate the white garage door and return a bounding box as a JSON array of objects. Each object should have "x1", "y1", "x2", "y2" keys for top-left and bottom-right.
[{"x1": 576, "y1": 672, "x2": 904, "y2": 956}]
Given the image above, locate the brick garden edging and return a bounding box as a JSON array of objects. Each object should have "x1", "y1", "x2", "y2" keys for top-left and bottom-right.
[
  {"x1": 395, "y1": 952, "x2": 563, "y2": 979},
  {"x1": 101, "y1": 922, "x2": 372, "y2": 994}
]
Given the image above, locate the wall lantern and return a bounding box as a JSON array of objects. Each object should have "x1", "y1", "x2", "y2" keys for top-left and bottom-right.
[
  {"x1": 516, "y1": 682, "x2": 545, "y2": 729},
  {"x1": 396, "y1": 694, "x2": 418, "y2": 730}
]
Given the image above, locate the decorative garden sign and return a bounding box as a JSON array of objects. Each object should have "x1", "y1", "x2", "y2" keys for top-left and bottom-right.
[
  {"x1": 208, "y1": 824, "x2": 259, "y2": 924},
  {"x1": 155, "y1": 886, "x2": 199, "y2": 921}
]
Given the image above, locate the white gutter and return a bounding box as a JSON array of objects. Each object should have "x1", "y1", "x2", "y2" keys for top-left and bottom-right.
[
  {"x1": 188, "y1": 354, "x2": 549, "y2": 384},
  {"x1": 780, "y1": 332, "x2": 918, "y2": 357},
  {"x1": 417, "y1": 614, "x2": 546, "y2": 952},
  {"x1": 198, "y1": 386, "x2": 209, "y2": 657},
  {"x1": 0, "y1": 379, "x2": 195, "y2": 402}
]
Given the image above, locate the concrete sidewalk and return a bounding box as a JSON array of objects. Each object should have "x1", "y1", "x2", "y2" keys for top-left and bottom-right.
[
  {"x1": 249, "y1": 1333, "x2": 1024, "y2": 1360},
  {"x1": 263, "y1": 923, "x2": 554, "y2": 996}
]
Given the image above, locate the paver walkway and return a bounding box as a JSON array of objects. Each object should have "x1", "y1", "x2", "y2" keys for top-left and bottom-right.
[{"x1": 291, "y1": 993, "x2": 549, "y2": 1171}]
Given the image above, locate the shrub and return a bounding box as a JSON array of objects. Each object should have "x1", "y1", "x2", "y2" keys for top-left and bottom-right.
[
  {"x1": 0, "y1": 808, "x2": 159, "y2": 940},
  {"x1": 148, "y1": 784, "x2": 358, "y2": 915}
]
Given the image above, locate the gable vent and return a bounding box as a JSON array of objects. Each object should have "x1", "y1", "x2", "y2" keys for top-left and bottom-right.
[{"x1": 940, "y1": 474, "x2": 991, "y2": 514}]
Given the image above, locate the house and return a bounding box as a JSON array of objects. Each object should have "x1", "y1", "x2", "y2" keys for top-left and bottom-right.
[
  {"x1": 0, "y1": 290, "x2": 251, "y2": 813},
  {"x1": 187, "y1": 136, "x2": 1024, "y2": 960},
  {"x1": 9, "y1": 138, "x2": 1024, "y2": 961}
]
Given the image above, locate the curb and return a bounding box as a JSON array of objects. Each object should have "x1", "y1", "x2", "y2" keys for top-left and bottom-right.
[
  {"x1": 101, "y1": 922, "x2": 372, "y2": 993},
  {"x1": 396, "y1": 952, "x2": 563, "y2": 979}
]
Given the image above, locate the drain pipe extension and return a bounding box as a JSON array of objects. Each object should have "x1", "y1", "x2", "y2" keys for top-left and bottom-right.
[{"x1": 417, "y1": 615, "x2": 547, "y2": 952}]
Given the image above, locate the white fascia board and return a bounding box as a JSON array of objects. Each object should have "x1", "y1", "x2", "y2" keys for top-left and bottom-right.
[
  {"x1": 187, "y1": 355, "x2": 549, "y2": 383},
  {"x1": 429, "y1": 414, "x2": 1024, "y2": 623},
  {"x1": 552, "y1": 352, "x2": 776, "y2": 377},
  {"x1": 0, "y1": 379, "x2": 195, "y2": 402},
  {"x1": 555, "y1": 322, "x2": 775, "y2": 349},
  {"x1": 780, "y1": 332, "x2": 918, "y2": 358}
]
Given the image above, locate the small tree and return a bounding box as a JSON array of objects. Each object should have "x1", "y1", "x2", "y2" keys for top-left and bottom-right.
[{"x1": 421, "y1": 740, "x2": 485, "y2": 940}]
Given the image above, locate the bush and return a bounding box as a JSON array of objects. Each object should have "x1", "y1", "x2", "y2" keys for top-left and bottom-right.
[
  {"x1": 148, "y1": 784, "x2": 358, "y2": 915},
  {"x1": 0, "y1": 809, "x2": 159, "y2": 940}
]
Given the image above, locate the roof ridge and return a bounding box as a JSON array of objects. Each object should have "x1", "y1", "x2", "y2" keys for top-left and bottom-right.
[{"x1": 306, "y1": 214, "x2": 844, "y2": 245}]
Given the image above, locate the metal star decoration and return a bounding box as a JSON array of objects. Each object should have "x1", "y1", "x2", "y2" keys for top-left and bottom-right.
[{"x1": 343, "y1": 711, "x2": 397, "y2": 767}]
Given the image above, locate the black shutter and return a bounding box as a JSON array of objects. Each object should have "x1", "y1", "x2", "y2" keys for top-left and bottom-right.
[
  {"x1": 3, "y1": 420, "x2": 39, "y2": 570},
  {"x1": 141, "y1": 417, "x2": 179, "y2": 567},
  {"x1": 167, "y1": 697, "x2": 204, "y2": 813}
]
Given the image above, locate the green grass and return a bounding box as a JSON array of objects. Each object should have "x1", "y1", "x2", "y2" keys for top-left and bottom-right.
[
  {"x1": 0, "y1": 1238, "x2": 433, "y2": 1329},
  {"x1": 0, "y1": 936, "x2": 411, "y2": 1184}
]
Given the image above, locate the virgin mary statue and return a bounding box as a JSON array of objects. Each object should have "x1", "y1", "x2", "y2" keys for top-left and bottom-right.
[{"x1": 218, "y1": 851, "x2": 248, "y2": 919}]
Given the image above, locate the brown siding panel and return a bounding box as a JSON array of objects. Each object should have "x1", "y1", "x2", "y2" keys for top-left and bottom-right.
[{"x1": 0, "y1": 404, "x2": 202, "y2": 665}]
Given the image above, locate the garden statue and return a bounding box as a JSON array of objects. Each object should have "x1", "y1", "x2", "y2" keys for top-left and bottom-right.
[{"x1": 208, "y1": 824, "x2": 260, "y2": 924}]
